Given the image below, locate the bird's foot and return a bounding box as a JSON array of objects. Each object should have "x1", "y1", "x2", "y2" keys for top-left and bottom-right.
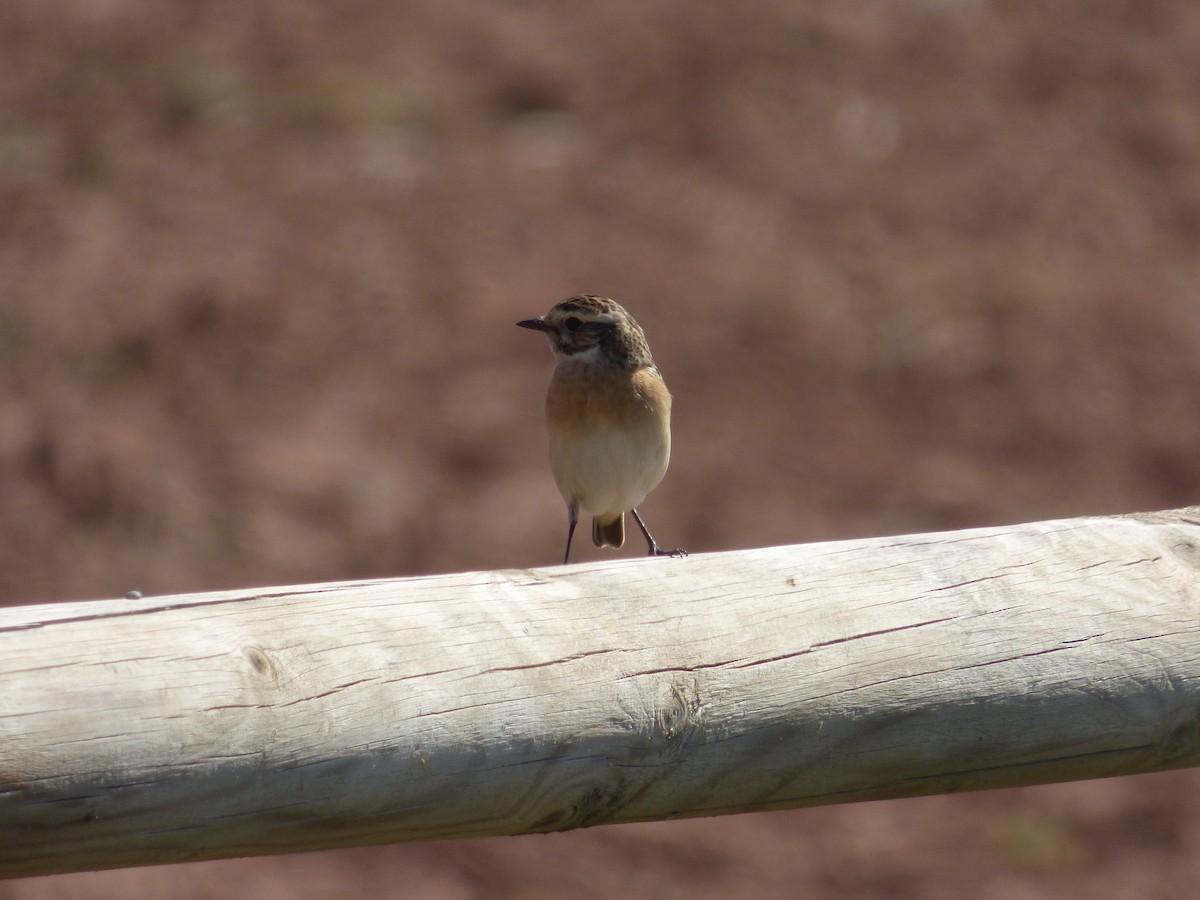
[{"x1": 648, "y1": 544, "x2": 688, "y2": 559}]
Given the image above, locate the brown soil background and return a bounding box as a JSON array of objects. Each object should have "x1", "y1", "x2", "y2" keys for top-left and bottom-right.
[{"x1": 4, "y1": 1, "x2": 1200, "y2": 897}]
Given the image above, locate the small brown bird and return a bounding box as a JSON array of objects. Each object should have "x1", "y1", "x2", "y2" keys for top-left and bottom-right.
[{"x1": 518, "y1": 295, "x2": 686, "y2": 565}]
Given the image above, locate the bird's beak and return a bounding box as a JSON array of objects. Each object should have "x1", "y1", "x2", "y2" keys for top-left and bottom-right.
[{"x1": 516, "y1": 317, "x2": 550, "y2": 332}]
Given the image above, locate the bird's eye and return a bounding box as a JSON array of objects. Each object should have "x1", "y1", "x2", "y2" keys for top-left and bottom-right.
[{"x1": 563, "y1": 316, "x2": 583, "y2": 332}]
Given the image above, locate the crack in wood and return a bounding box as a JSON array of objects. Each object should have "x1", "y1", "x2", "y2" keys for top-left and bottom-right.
[
  {"x1": 275, "y1": 679, "x2": 377, "y2": 708},
  {"x1": 477, "y1": 648, "x2": 623, "y2": 675},
  {"x1": 733, "y1": 616, "x2": 962, "y2": 671},
  {"x1": 0, "y1": 592, "x2": 304, "y2": 634}
]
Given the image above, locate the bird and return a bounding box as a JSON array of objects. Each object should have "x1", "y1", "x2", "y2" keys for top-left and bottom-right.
[{"x1": 517, "y1": 295, "x2": 686, "y2": 565}]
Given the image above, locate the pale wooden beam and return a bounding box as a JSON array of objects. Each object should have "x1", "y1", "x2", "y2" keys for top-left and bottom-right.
[{"x1": 3, "y1": 507, "x2": 1200, "y2": 878}]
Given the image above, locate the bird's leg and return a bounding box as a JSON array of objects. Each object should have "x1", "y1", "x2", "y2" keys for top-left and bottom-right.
[
  {"x1": 631, "y1": 508, "x2": 687, "y2": 558},
  {"x1": 563, "y1": 501, "x2": 579, "y2": 565}
]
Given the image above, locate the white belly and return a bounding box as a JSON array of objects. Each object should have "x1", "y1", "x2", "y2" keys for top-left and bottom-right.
[{"x1": 550, "y1": 423, "x2": 670, "y2": 519}]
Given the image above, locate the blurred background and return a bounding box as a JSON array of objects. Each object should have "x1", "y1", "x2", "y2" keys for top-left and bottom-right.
[{"x1": 4, "y1": 0, "x2": 1200, "y2": 896}]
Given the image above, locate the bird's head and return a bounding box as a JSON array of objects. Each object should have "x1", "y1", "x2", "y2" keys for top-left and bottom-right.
[{"x1": 517, "y1": 295, "x2": 652, "y2": 368}]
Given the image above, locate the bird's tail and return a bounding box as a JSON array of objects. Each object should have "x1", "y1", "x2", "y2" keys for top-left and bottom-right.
[{"x1": 592, "y1": 513, "x2": 625, "y2": 549}]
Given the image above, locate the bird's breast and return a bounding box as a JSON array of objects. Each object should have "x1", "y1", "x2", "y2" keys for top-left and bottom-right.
[
  {"x1": 545, "y1": 363, "x2": 671, "y2": 431},
  {"x1": 544, "y1": 364, "x2": 672, "y2": 517}
]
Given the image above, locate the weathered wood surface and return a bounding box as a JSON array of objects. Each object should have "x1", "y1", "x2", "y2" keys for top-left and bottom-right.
[{"x1": 3, "y1": 507, "x2": 1200, "y2": 878}]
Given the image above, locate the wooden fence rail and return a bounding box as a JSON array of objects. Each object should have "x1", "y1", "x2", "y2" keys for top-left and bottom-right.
[{"x1": 4, "y1": 507, "x2": 1200, "y2": 878}]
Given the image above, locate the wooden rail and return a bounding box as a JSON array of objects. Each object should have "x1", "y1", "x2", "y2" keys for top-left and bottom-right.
[{"x1": 4, "y1": 507, "x2": 1200, "y2": 878}]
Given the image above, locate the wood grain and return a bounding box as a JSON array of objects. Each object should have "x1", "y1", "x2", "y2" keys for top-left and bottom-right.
[{"x1": 4, "y1": 507, "x2": 1200, "y2": 878}]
